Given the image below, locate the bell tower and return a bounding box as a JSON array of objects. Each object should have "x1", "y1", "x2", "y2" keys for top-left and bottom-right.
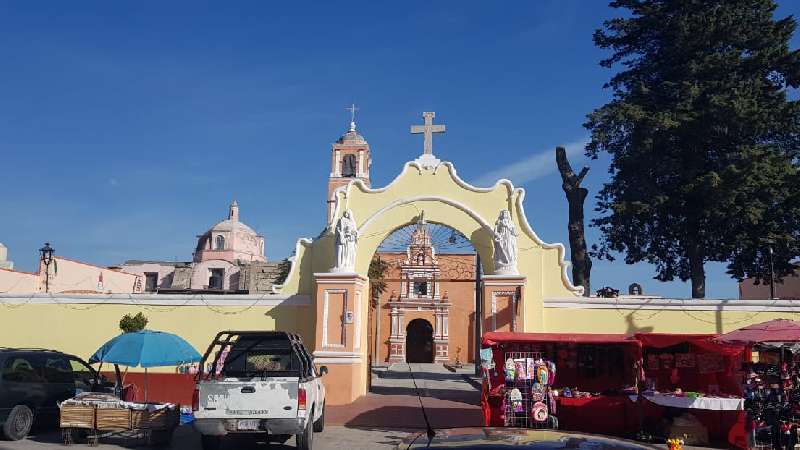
[{"x1": 327, "y1": 106, "x2": 371, "y2": 222}]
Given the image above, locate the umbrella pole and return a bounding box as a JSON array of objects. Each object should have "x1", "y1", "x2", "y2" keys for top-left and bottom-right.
[
  {"x1": 114, "y1": 364, "x2": 122, "y2": 399},
  {"x1": 144, "y1": 367, "x2": 149, "y2": 403}
]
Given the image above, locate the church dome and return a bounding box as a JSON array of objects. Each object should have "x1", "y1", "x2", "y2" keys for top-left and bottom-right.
[
  {"x1": 194, "y1": 201, "x2": 266, "y2": 263},
  {"x1": 337, "y1": 122, "x2": 367, "y2": 144}
]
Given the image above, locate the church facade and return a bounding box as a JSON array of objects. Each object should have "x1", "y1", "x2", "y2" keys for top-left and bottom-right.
[{"x1": 2, "y1": 111, "x2": 791, "y2": 407}]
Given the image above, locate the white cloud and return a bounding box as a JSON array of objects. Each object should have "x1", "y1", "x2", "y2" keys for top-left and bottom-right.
[{"x1": 473, "y1": 137, "x2": 589, "y2": 187}]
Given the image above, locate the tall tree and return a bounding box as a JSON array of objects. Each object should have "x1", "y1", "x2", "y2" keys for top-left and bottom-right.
[
  {"x1": 586, "y1": 0, "x2": 800, "y2": 298},
  {"x1": 556, "y1": 146, "x2": 592, "y2": 295},
  {"x1": 368, "y1": 256, "x2": 390, "y2": 363}
]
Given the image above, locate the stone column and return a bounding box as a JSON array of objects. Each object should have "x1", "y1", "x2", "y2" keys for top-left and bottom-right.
[
  {"x1": 312, "y1": 272, "x2": 368, "y2": 405},
  {"x1": 433, "y1": 304, "x2": 451, "y2": 363},
  {"x1": 388, "y1": 306, "x2": 405, "y2": 363},
  {"x1": 481, "y1": 275, "x2": 526, "y2": 333}
]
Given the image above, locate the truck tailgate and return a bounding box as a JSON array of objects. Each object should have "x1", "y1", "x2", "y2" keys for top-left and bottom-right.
[{"x1": 198, "y1": 377, "x2": 299, "y2": 419}]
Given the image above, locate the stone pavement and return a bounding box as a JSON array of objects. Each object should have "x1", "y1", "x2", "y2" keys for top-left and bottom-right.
[{"x1": 327, "y1": 363, "x2": 484, "y2": 429}]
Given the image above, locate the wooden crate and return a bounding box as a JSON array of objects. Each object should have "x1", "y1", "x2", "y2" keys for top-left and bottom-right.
[
  {"x1": 131, "y1": 408, "x2": 179, "y2": 430},
  {"x1": 59, "y1": 405, "x2": 95, "y2": 429},
  {"x1": 95, "y1": 408, "x2": 131, "y2": 431}
]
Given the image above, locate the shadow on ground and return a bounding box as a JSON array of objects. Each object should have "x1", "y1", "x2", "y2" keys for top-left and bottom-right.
[
  {"x1": 341, "y1": 405, "x2": 483, "y2": 429},
  {"x1": 368, "y1": 385, "x2": 479, "y2": 404}
]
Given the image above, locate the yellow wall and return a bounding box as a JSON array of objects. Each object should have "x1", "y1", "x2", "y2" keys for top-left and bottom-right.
[
  {"x1": 0, "y1": 301, "x2": 313, "y2": 372},
  {"x1": 543, "y1": 306, "x2": 796, "y2": 335}
]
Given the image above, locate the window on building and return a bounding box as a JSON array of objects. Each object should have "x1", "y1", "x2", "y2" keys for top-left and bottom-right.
[
  {"x1": 215, "y1": 235, "x2": 225, "y2": 250},
  {"x1": 144, "y1": 272, "x2": 158, "y2": 292},
  {"x1": 209, "y1": 268, "x2": 225, "y2": 289},
  {"x1": 413, "y1": 281, "x2": 428, "y2": 296}
]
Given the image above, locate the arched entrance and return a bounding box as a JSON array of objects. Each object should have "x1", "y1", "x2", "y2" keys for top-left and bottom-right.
[{"x1": 405, "y1": 319, "x2": 433, "y2": 363}]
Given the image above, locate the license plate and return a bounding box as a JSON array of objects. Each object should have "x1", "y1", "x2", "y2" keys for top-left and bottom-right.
[{"x1": 237, "y1": 419, "x2": 260, "y2": 431}]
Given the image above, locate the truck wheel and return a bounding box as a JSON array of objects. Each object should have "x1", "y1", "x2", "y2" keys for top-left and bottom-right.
[
  {"x1": 2, "y1": 405, "x2": 33, "y2": 441},
  {"x1": 313, "y1": 404, "x2": 325, "y2": 433},
  {"x1": 200, "y1": 434, "x2": 222, "y2": 450},
  {"x1": 295, "y1": 417, "x2": 313, "y2": 450}
]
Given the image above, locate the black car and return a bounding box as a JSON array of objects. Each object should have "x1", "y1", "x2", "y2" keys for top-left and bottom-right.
[{"x1": 0, "y1": 348, "x2": 112, "y2": 441}]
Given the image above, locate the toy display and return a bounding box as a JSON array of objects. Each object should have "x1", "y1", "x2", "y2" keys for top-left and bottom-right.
[{"x1": 501, "y1": 352, "x2": 558, "y2": 429}]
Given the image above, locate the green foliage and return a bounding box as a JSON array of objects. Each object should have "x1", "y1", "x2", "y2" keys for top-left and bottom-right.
[
  {"x1": 586, "y1": 0, "x2": 800, "y2": 297},
  {"x1": 119, "y1": 312, "x2": 148, "y2": 333},
  {"x1": 274, "y1": 259, "x2": 292, "y2": 285},
  {"x1": 368, "y1": 256, "x2": 390, "y2": 307}
]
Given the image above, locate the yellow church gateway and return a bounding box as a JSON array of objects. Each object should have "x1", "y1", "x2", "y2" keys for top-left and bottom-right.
[{"x1": 0, "y1": 111, "x2": 794, "y2": 405}]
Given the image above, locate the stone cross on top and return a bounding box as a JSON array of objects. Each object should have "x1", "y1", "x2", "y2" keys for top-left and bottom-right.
[{"x1": 411, "y1": 112, "x2": 445, "y2": 155}]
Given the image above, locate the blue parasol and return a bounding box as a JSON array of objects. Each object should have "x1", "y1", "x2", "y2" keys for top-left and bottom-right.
[
  {"x1": 90, "y1": 330, "x2": 201, "y2": 368},
  {"x1": 90, "y1": 330, "x2": 201, "y2": 402}
]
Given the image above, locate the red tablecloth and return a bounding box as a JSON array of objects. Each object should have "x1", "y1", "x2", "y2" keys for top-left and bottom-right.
[
  {"x1": 556, "y1": 396, "x2": 631, "y2": 436},
  {"x1": 633, "y1": 396, "x2": 746, "y2": 449}
]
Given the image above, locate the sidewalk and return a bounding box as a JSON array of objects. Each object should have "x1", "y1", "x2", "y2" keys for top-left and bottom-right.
[{"x1": 327, "y1": 363, "x2": 484, "y2": 429}]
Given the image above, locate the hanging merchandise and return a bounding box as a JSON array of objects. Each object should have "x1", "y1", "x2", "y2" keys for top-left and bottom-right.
[
  {"x1": 505, "y1": 358, "x2": 516, "y2": 380},
  {"x1": 515, "y1": 360, "x2": 527, "y2": 381},
  {"x1": 532, "y1": 401, "x2": 549, "y2": 422},
  {"x1": 502, "y1": 351, "x2": 557, "y2": 429},
  {"x1": 675, "y1": 353, "x2": 695, "y2": 368},
  {"x1": 647, "y1": 354, "x2": 660, "y2": 370},
  {"x1": 537, "y1": 364, "x2": 549, "y2": 385},
  {"x1": 744, "y1": 352, "x2": 800, "y2": 450},
  {"x1": 509, "y1": 388, "x2": 524, "y2": 412}
]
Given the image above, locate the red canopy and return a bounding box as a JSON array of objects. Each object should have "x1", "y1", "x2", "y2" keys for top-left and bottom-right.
[
  {"x1": 635, "y1": 332, "x2": 746, "y2": 356},
  {"x1": 715, "y1": 319, "x2": 800, "y2": 345},
  {"x1": 482, "y1": 331, "x2": 641, "y2": 348}
]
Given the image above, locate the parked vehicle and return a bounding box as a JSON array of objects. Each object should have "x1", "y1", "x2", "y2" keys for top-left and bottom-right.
[
  {"x1": 0, "y1": 348, "x2": 113, "y2": 441},
  {"x1": 193, "y1": 331, "x2": 327, "y2": 450}
]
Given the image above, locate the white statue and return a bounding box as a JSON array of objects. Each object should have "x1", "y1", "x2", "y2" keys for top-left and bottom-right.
[
  {"x1": 493, "y1": 210, "x2": 518, "y2": 274},
  {"x1": 333, "y1": 209, "x2": 359, "y2": 272}
]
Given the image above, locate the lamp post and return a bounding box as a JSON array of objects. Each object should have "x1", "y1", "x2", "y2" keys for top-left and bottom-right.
[
  {"x1": 39, "y1": 242, "x2": 55, "y2": 293},
  {"x1": 768, "y1": 245, "x2": 776, "y2": 300}
]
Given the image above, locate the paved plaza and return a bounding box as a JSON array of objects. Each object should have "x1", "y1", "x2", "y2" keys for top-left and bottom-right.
[
  {"x1": 0, "y1": 364, "x2": 479, "y2": 450},
  {"x1": 0, "y1": 364, "x2": 714, "y2": 450}
]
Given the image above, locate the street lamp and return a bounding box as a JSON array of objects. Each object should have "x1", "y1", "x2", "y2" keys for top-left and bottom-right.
[
  {"x1": 39, "y1": 242, "x2": 55, "y2": 293},
  {"x1": 768, "y1": 245, "x2": 776, "y2": 300}
]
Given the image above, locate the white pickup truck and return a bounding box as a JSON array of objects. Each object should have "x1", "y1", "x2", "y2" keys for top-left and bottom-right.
[{"x1": 193, "y1": 331, "x2": 327, "y2": 450}]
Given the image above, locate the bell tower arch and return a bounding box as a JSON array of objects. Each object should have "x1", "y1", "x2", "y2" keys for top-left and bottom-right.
[{"x1": 327, "y1": 106, "x2": 371, "y2": 222}]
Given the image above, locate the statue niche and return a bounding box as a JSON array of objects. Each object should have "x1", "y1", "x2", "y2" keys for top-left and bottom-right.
[{"x1": 342, "y1": 154, "x2": 358, "y2": 177}]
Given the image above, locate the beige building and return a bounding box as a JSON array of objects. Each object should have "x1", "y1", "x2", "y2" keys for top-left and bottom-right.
[
  {"x1": 0, "y1": 254, "x2": 141, "y2": 295},
  {"x1": 739, "y1": 263, "x2": 800, "y2": 300}
]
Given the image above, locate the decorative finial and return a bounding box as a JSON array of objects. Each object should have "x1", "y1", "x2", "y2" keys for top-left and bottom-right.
[{"x1": 346, "y1": 103, "x2": 359, "y2": 132}]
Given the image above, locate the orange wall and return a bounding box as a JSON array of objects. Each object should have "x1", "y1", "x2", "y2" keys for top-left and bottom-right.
[{"x1": 371, "y1": 252, "x2": 477, "y2": 364}]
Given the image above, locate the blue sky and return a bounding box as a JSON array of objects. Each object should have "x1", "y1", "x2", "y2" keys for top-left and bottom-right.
[{"x1": 2, "y1": 1, "x2": 798, "y2": 298}]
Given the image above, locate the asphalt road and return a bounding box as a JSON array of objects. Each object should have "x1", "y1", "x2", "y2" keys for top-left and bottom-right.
[{"x1": 0, "y1": 425, "x2": 412, "y2": 450}]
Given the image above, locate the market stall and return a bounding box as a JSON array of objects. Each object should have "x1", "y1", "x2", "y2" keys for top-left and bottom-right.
[
  {"x1": 633, "y1": 333, "x2": 749, "y2": 448},
  {"x1": 716, "y1": 319, "x2": 800, "y2": 450},
  {"x1": 59, "y1": 330, "x2": 200, "y2": 446},
  {"x1": 481, "y1": 332, "x2": 642, "y2": 436}
]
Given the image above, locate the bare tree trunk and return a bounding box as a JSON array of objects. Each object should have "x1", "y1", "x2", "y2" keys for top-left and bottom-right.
[
  {"x1": 688, "y1": 243, "x2": 706, "y2": 298},
  {"x1": 556, "y1": 146, "x2": 592, "y2": 296}
]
